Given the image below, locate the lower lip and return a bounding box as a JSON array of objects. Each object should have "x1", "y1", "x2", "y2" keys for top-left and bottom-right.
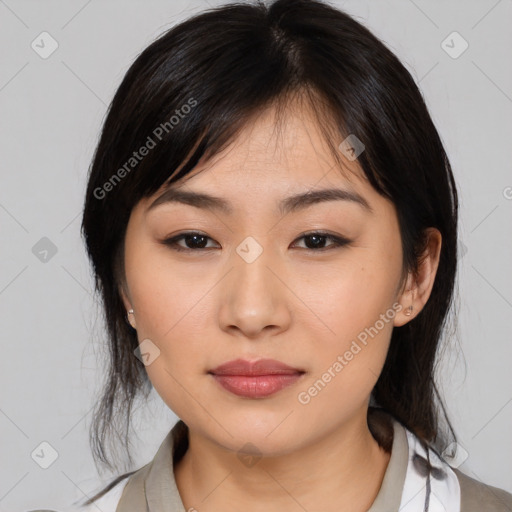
[{"x1": 211, "y1": 373, "x2": 304, "y2": 398}]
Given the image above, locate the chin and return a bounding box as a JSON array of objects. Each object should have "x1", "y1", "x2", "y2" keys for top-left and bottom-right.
[{"x1": 208, "y1": 419, "x2": 306, "y2": 457}]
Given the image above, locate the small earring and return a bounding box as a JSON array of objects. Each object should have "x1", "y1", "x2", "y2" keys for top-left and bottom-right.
[
  {"x1": 404, "y1": 305, "x2": 413, "y2": 316},
  {"x1": 126, "y1": 309, "x2": 135, "y2": 326}
]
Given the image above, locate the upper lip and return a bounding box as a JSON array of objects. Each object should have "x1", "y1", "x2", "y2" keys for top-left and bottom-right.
[{"x1": 209, "y1": 358, "x2": 305, "y2": 376}]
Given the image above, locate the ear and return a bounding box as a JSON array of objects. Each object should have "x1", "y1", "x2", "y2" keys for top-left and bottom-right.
[{"x1": 394, "y1": 228, "x2": 442, "y2": 327}]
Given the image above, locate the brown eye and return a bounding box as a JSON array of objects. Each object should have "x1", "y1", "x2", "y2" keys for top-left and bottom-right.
[
  {"x1": 292, "y1": 232, "x2": 351, "y2": 251},
  {"x1": 161, "y1": 232, "x2": 218, "y2": 252}
]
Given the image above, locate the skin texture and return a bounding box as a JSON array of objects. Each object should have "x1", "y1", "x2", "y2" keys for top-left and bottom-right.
[{"x1": 120, "y1": 101, "x2": 442, "y2": 512}]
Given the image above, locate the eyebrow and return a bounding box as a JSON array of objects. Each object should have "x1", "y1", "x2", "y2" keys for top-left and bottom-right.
[{"x1": 147, "y1": 186, "x2": 373, "y2": 216}]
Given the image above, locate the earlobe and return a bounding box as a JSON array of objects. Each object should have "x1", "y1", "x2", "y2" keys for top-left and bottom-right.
[
  {"x1": 126, "y1": 308, "x2": 136, "y2": 329},
  {"x1": 394, "y1": 281, "x2": 415, "y2": 327},
  {"x1": 119, "y1": 284, "x2": 137, "y2": 329}
]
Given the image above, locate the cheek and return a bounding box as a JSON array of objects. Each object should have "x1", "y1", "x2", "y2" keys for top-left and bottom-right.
[
  {"x1": 296, "y1": 270, "x2": 397, "y2": 416},
  {"x1": 296, "y1": 253, "x2": 401, "y2": 347},
  {"x1": 294, "y1": 247, "x2": 402, "y2": 399},
  {"x1": 126, "y1": 260, "x2": 213, "y2": 413},
  {"x1": 125, "y1": 235, "x2": 208, "y2": 332},
  {"x1": 124, "y1": 250, "x2": 223, "y2": 404}
]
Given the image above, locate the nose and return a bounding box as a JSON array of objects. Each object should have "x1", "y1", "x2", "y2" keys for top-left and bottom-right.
[{"x1": 217, "y1": 241, "x2": 292, "y2": 340}]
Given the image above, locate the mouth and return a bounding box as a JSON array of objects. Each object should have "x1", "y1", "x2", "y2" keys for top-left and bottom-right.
[{"x1": 208, "y1": 358, "x2": 306, "y2": 398}]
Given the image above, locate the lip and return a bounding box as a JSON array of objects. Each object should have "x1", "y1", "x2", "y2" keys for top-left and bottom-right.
[
  {"x1": 209, "y1": 358, "x2": 305, "y2": 398},
  {"x1": 209, "y1": 358, "x2": 304, "y2": 376}
]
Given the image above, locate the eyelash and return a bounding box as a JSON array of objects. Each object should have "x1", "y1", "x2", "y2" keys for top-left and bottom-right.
[{"x1": 160, "y1": 231, "x2": 351, "y2": 253}]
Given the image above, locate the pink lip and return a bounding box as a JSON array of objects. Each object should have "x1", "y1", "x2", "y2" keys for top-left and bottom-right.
[{"x1": 209, "y1": 358, "x2": 305, "y2": 398}]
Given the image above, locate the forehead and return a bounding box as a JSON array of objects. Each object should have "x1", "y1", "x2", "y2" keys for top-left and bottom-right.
[{"x1": 150, "y1": 101, "x2": 370, "y2": 203}]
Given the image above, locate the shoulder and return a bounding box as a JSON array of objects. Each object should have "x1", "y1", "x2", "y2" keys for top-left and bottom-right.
[{"x1": 454, "y1": 468, "x2": 512, "y2": 511}]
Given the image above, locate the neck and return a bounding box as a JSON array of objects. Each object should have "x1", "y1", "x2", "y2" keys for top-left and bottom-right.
[{"x1": 174, "y1": 410, "x2": 392, "y2": 512}]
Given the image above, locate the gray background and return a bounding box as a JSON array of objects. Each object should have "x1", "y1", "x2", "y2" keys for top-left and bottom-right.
[{"x1": 1, "y1": 0, "x2": 511, "y2": 509}]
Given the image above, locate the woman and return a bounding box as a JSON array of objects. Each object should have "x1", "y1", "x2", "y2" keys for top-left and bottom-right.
[{"x1": 33, "y1": 0, "x2": 512, "y2": 510}]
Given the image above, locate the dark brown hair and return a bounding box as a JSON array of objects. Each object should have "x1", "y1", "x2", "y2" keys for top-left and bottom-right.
[{"x1": 80, "y1": 0, "x2": 459, "y2": 503}]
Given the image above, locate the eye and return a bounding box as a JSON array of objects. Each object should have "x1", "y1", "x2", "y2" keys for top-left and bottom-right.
[
  {"x1": 291, "y1": 231, "x2": 351, "y2": 251},
  {"x1": 160, "y1": 230, "x2": 350, "y2": 253},
  {"x1": 161, "y1": 231, "x2": 219, "y2": 252}
]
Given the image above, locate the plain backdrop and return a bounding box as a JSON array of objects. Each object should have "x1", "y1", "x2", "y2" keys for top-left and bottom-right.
[{"x1": 1, "y1": 0, "x2": 511, "y2": 510}]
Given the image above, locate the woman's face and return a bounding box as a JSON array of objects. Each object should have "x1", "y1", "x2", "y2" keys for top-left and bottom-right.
[{"x1": 121, "y1": 103, "x2": 416, "y2": 455}]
